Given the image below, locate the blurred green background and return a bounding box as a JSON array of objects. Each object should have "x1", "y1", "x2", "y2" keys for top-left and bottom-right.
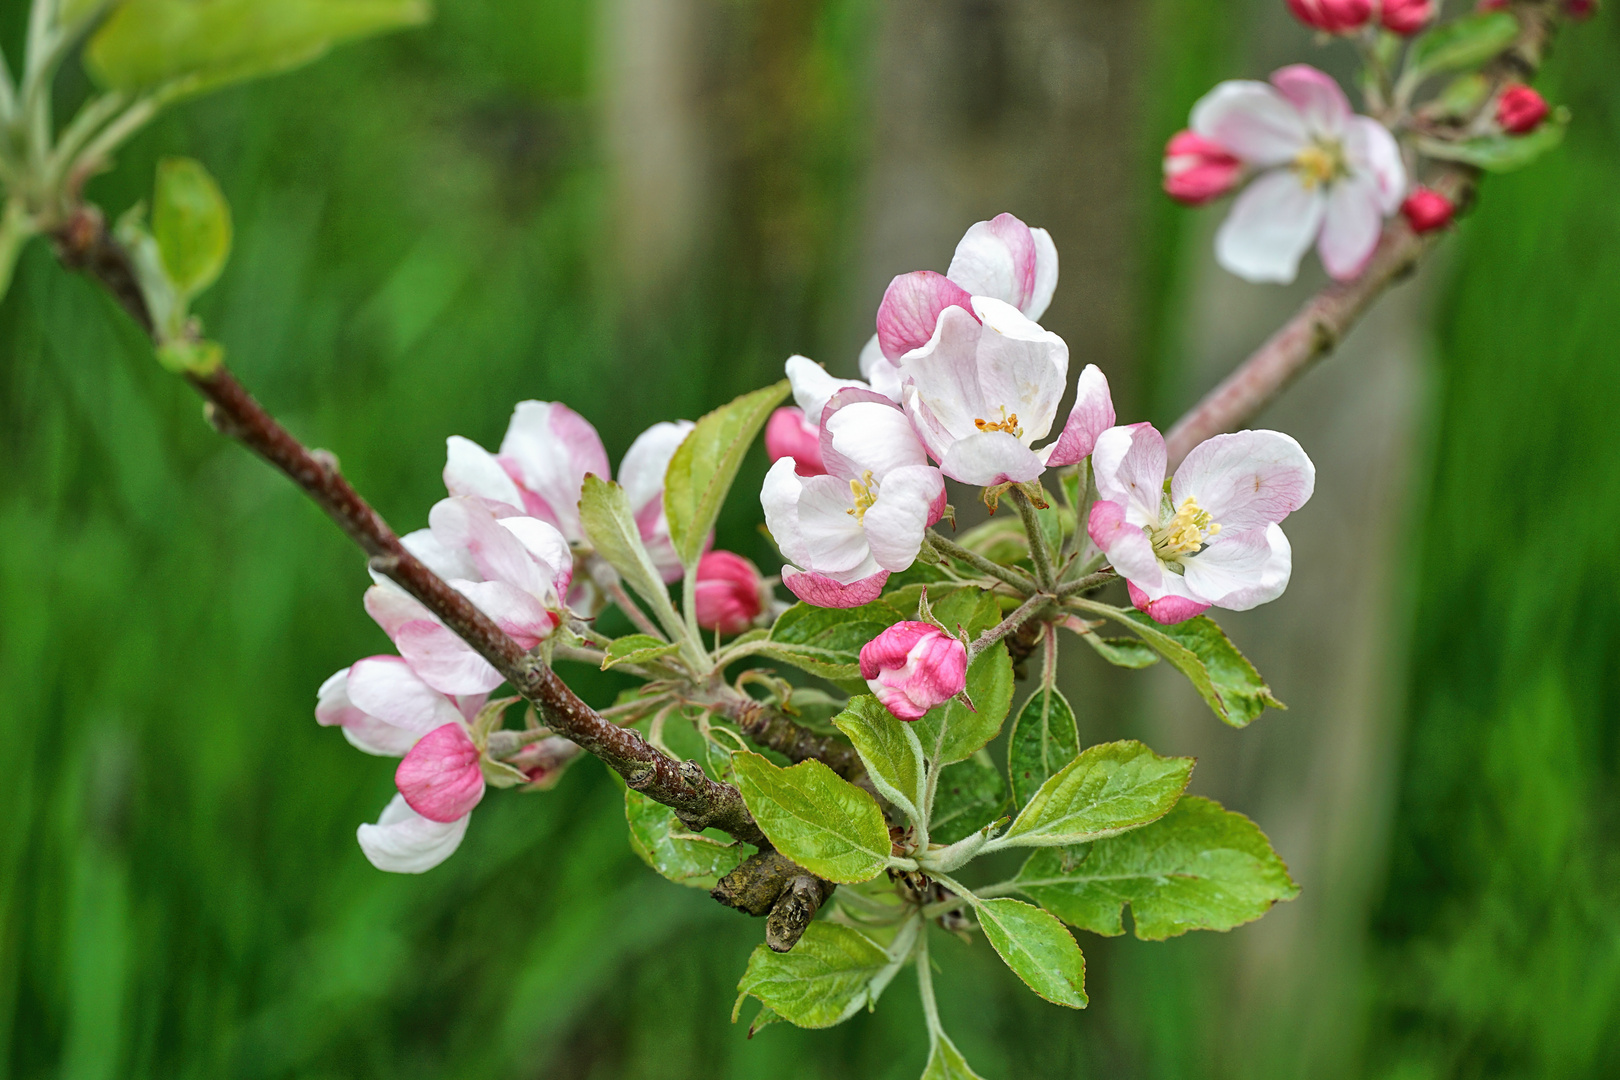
[{"x1": 3, "y1": 1, "x2": 1618, "y2": 1077}]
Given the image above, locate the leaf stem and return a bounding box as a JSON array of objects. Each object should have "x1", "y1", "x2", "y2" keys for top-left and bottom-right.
[
  {"x1": 1009, "y1": 488, "x2": 1055, "y2": 591},
  {"x1": 968, "y1": 591, "x2": 1048, "y2": 658},
  {"x1": 915, "y1": 927, "x2": 943, "y2": 1050},
  {"x1": 927, "y1": 529, "x2": 1037, "y2": 594}
]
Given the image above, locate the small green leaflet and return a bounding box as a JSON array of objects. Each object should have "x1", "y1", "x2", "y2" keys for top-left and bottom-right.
[
  {"x1": 1406, "y1": 10, "x2": 1519, "y2": 79},
  {"x1": 152, "y1": 158, "x2": 232, "y2": 299},
  {"x1": 1010, "y1": 796, "x2": 1299, "y2": 940},
  {"x1": 664, "y1": 380, "x2": 790, "y2": 568},
  {"x1": 732, "y1": 752, "x2": 891, "y2": 883},
  {"x1": 624, "y1": 787, "x2": 748, "y2": 889},
  {"x1": 833, "y1": 696, "x2": 926, "y2": 824},
  {"x1": 745, "y1": 598, "x2": 906, "y2": 681},
  {"x1": 601, "y1": 634, "x2": 681, "y2": 671},
  {"x1": 1078, "y1": 632, "x2": 1158, "y2": 670},
  {"x1": 1007, "y1": 684, "x2": 1080, "y2": 809},
  {"x1": 578, "y1": 475, "x2": 682, "y2": 635},
  {"x1": 930, "y1": 755, "x2": 1008, "y2": 845},
  {"x1": 1418, "y1": 111, "x2": 1567, "y2": 173},
  {"x1": 732, "y1": 922, "x2": 892, "y2": 1029},
  {"x1": 996, "y1": 740, "x2": 1192, "y2": 849},
  {"x1": 923, "y1": 1034, "x2": 988, "y2": 1080},
  {"x1": 87, "y1": 0, "x2": 429, "y2": 96},
  {"x1": 975, "y1": 897, "x2": 1087, "y2": 1008}
]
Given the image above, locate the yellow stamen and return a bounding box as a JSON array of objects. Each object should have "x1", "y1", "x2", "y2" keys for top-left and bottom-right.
[
  {"x1": 846, "y1": 470, "x2": 878, "y2": 523},
  {"x1": 973, "y1": 407, "x2": 1023, "y2": 438},
  {"x1": 1293, "y1": 140, "x2": 1346, "y2": 189},
  {"x1": 1152, "y1": 497, "x2": 1221, "y2": 560}
]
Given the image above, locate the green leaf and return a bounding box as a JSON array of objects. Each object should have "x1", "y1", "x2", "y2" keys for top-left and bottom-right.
[
  {"x1": 601, "y1": 634, "x2": 681, "y2": 671},
  {"x1": 152, "y1": 157, "x2": 232, "y2": 299},
  {"x1": 1007, "y1": 684, "x2": 1080, "y2": 809},
  {"x1": 749, "y1": 597, "x2": 905, "y2": 680},
  {"x1": 1078, "y1": 631, "x2": 1159, "y2": 670},
  {"x1": 664, "y1": 380, "x2": 790, "y2": 568},
  {"x1": 732, "y1": 752, "x2": 891, "y2": 883},
  {"x1": 974, "y1": 897, "x2": 1087, "y2": 1008},
  {"x1": 86, "y1": 0, "x2": 430, "y2": 96},
  {"x1": 930, "y1": 756, "x2": 1008, "y2": 845},
  {"x1": 833, "y1": 696, "x2": 925, "y2": 824},
  {"x1": 733, "y1": 922, "x2": 891, "y2": 1029},
  {"x1": 1406, "y1": 11, "x2": 1519, "y2": 79},
  {"x1": 922, "y1": 1034, "x2": 988, "y2": 1080},
  {"x1": 997, "y1": 741, "x2": 1192, "y2": 849},
  {"x1": 1010, "y1": 796, "x2": 1299, "y2": 940},
  {"x1": 154, "y1": 339, "x2": 223, "y2": 376},
  {"x1": 624, "y1": 787, "x2": 748, "y2": 888},
  {"x1": 578, "y1": 474, "x2": 682, "y2": 633},
  {"x1": 1089, "y1": 606, "x2": 1282, "y2": 727},
  {"x1": 1418, "y1": 111, "x2": 1568, "y2": 173}
]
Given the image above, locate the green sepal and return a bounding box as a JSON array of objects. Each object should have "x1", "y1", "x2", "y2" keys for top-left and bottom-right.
[{"x1": 601, "y1": 634, "x2": 681, "y2": 671}]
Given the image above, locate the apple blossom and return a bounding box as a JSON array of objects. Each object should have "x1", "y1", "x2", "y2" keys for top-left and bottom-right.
[
  {"x1": 693, "y1": 550, "x2": 770, "y2": 635},
  {"x1": 1284, "y1": 0, "x2": 1373, "y2": 32},
  {"x1": 1186, "y1": 65, "x2": 1405, "y2": 283},
  {"x1": 762, "y1": 390, "x2": 944, "y2": 607},
  {"x1": 1401, "y1": 187, "x2": 1455, "y2": 234},
  {"x1": 443, "y1": 401, "x2": 694, "y2": 583},
  {"x1": 1497, "y1": 85, "x2": 1549, "y2": 135},
  {"x1": 859, "y1": 621, "x2": 968, "y2": 721},
  {"x1": 1163, "y1": 131, "x2": 1244, "y2": 206},
  {"x1": 1088, "y1": 424, "x2": 1314, "y2": 624},
  {"x1": 765, "y1": 406, "x2": 826, "y2": 476},
  {"x1": 316, "y1": 654, "x2": 486, "y2": 756}
]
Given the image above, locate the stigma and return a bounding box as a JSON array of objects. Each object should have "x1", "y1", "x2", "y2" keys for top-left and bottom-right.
[
  {"x1": 974, "y1": 407, "x2": 1023, "y2": 438},
  {"x1": 846, "y1": 470, "x2": 878, "y2": 523},
  {"x1": 1293, "y1": 140, "x2": 1346, "y2": 189},
  {"x1": 1153, "y1": 497, "x2": 1220, "y2": 561}
]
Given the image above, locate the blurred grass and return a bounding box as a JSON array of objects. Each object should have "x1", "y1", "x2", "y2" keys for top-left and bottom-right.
[{"x1": 2, "y1": 1, "x2": 1619, "y2": 1078}]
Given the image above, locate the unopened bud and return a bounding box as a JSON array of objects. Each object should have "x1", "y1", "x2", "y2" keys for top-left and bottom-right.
[
  {"x1": 1286, "y1": 0, "x2": 1374, "y2": 32},
  {"x1": 395, "y1": 723, "x2": 485, "y2": 823},
  {"x1": 1496, "y1": 85, "x2": 1549, "y2": 134},
  {"x1": 1380, "y1": 0, "x2": 1434, "y2": 34},
  {"x1": 859, "y1": 621, "x2": 968, "y2": 721},
  {"x1": 1400, "y1": 187, "x2": 1455, "y2": 234},
  {"x1": 1163, "y1": 131, "x2": 1243, "y2": 206},
  {"x1": 764, "y1": 406, "x2": 826, "y2": 477},
  {"x1": 693, "y1": 551, "x2": 769, "y2": 636}
]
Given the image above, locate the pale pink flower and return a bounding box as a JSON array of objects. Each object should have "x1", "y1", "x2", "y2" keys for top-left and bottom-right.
[
  {"x1": 316, "y1": 655, "x2": 486, "y2": 756},
  {"x1": 762, "y1": 390, "x2": 944, "y2": 608},
  {"x1": 443, "y1": 402, "x2": 693, "y2": 583},
  {"x1": 1190, "y1": 65, "x2": 1405, "y2": 283},
  {"x1": 1087, "y1": 424, "x2": 1314, "y2": 624},
  {"x1": 859, "y1": 621, "x2": 968, "y2": 721},
  {"x1": 693, "y1": 550, "x2": 770, "y2": 635}
]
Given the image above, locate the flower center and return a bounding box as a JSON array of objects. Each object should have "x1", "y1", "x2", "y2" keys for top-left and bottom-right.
[
  {"x1": 846, "y1": 470, "x2": 878, "y2": 523},
  {"x1": 1151, "y1": 497, "x2": 1221, "y2": 565},
  {"x1": 1293, "y1": 139, "x2": 1347, "y2": 189},
  {"x1": 974, "y1": 407, "x2": 1023, "y2": 438}
]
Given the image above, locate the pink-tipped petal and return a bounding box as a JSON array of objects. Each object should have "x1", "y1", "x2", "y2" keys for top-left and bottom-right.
[
  {"x1": 454, "y1": 580, "x2": 556, "y2": 650},
  {"x1": 619, "y1": 420, "x2": 693, "y2": 519},
  {"x1": 364, "y1": 583, "x2": 433, "y2": 639},
  {"x1": 1318, "y1": 174, "x2": 1385, "y2": 281},
  {"x1": 396, "y1": 723, "x2": 486, "y2": 823},
  {"x1": 1163, "y1": 131, "x2": 1244, "y2": 206},
  {"x1": 1171, "y1": 429, "x2": 1315, "y2": 531},
  {"x1": 394, "y1": 620, "x2": 505, "y2": 696},
  {"x1": 357, "y1": 793, "x2": 470, "y2": 873},
  {"x1": 876, "y1": 271, "x2": 977, "y2": 361},
  {"x1": 946, "y1": 213, "x2": 1046, "y2": 316},
  {"x1": 1214, "y1": 169, "x2": 1327, "y2": 285},
  {"x1": 781, "y1": 568, "x2": 889, "y2": 608},
  {"x1": 496, "y1": 516, "x2": 573, "y2": 594},
  {"x1": 498, "y1": 402, "x2": 610, "y2": 541},
  {"x1": 1042, "y1": 364, "x2": 1116, "y2": 467},
  {"x1": 347, "y1": 655, "x2": 465, "y2": 735},
  {"x1": 444, "y1": 436, "x2": 525, "y2": 510},
  {"x1": 861, "y1": 622, "x2": 968, "y2": 721},
  {"x1": 694, "y1": 551, "x2": 767, "y2": 635},
  {"x1": 765, "y1": 407, "x2": 827, "y2": 476},
  {"x1": 1088, "y1": 501, "x2": 1164, "y2": 590},
  {"x1": 1127, "y1": 581, "x2": 1211, "y2": 625},
  {"x1": 1190, "y1": 81, "x2": 1309, "y2": 167},
  {"x1": 1270, "y1": 64, "x2": 1352, "y2": 137},
  {"x1": 1091, "y1": 423, "x2": 1169, "y2": 527}
]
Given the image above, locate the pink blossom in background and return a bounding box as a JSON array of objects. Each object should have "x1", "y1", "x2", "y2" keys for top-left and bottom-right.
[
  {"x1": 693, "y1": 550, "x2": 769, "y2": 635},
  {"x1": 860, "y1": 621, "x2": 968, "y2": 721},
  {"x1": 1379, "y1": 0, "x2": 1434, "y2": 34},
  {"x1": 762, "y1": 390, "x2": 944, "y2": 608},
  {"x1": 1497, "y1": 85, "x2": 1549, "y2": 134},
  {"x1": 1186, "y1": 65, "x2": 1405, "y2": 283},
  {"x1": 1088, "y1": 424, "x2": 1314, "y2": 624},
  {"x1": 1163, "y1": 131, "x2": 1244, "y2": 206},
  {"x1": 765, "y1": 406, "x2": 826, "y2": 476},
  {"x1": 1401, "y1": 187, "x2": 1455, "y2": 234},
  {"x1": 1285, "y1": 0, "x2": 1373, "y2": 32}
]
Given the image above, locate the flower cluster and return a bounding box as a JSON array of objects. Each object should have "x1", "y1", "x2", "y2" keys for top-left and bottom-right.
[{"x1": 759, "y1": 213, "x2": 1315, "y2": 623}]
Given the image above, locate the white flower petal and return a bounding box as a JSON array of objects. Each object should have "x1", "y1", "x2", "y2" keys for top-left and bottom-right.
[
  {"x1": 858, "y1": 334, "x2": 905, "y2": 403},
  {"x1": 785, "y1": 355, "x2": 868, "y2": 424},
  {"x1": 862, "y1": 465, "x2": 944, "y2": 571},
  {"x1": 1318, "y1": 174, "x2": 1385, "y2": 281},
  {"x1": 761, "y1": 457, "x2": 810, "y2": 567},
  {"x1": 1091, "y1": 424, "x2": 1168, "y2": 528},
  {"x1": 357, "y1": 794, "x2": 470, "y2": 873},
  {"x1": 443, "y1": 436, "x2": 524, "y2": 510},
  {"x1": 824, "y1": 399, "x2": 928, "y2": 480},
  {"x1": 1345, "y1": 115, "x2": 1406, "y2": 215},
  {"x1": 1270, "y1": 64, "x2": 1352, "y2": 139},
  {"x1": 969, "y1": 296, "x2": 1069, "y2": 442},
  {"x1": 1191, "y1": 81, "x2": 1309, "y2": 167},
  {"x1": 939, "y1": 432, "x2": 1045, "y2": 486},
  {"x1": 1171, "y1": 429, "x2": 1315, "y2": 532},
  {"x1": 1215, "y1": 169, "x2": 1327, "y2": 284},
  {"x1": 348, "y1": 656, "x2": 464, "y2": 735},
  {"x1": 1181, "y1": 524, "x2": 1292, "y2": 610},
  {"x1": 619, "y1": 420, "x2": 693, "y2": 516},
  {"x1": 795, "y1": 475, "x2": 874, "y2": 575},
  {"x1": 498, "y1": 402, "x2": 610, "y2": 541}
]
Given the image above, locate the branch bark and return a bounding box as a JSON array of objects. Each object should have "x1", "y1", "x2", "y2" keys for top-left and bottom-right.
[{"x1": 1164, "y1": 0, "x2": 1563, "y2": 468}]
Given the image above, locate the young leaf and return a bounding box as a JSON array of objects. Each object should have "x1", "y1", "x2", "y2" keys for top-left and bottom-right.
[
  {"x1": 732, "y1": 752, "x2": 891, "y2": 883},
  {"x1": 664, "y1": 380, "x2": 790, "y2": 568},
  {"x1": 996, "y1": 741, "x2": 1192, "y2": 849},
  {"x1": 733, "y1": 922, "x2": 892, "y2": 1028},
  {"x1": 833, "y1": 696, "x2": 926, "y2": 824},
  {"x1": 1417, "y1": 112, "x2": 1567, "y2": 173},
  {"x1": 974, "y1": 898, "x2": 1087, "y2": 1008},
  {"x1": 601, "y1": 634, "x2": 681, "y2": 671},
  {"x1": 578, "y1": 475, "x2": 681, "y2": 630},
  {"x1": 930, "y1": 756, "x2": 1008, "y2": 845},
  {"x1": 1406, "y1": 10, "x2": 1519, "y2": 79},
  {"x1": 1010, "y1": 796, "x2": 1298, "y2": 940},
  {"x1": 923, "y1": 1034, "x2": 989, "y2": 1080},
  {"x1": 152, "y1": 158, "x2": 232, "y2": 299},
  {"x1": 1007, "y1": 685, "x2": 1080, "y2": 809},
  {"x1": 86, "y1": 0, "x2": 430, "y2": 96},
  {"x1": 624, "y1": 788, "x2": 748, "y2": 888}
]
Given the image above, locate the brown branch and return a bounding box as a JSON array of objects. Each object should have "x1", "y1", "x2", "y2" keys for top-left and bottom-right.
[
  {"x1": 709, "y1": 693, "x2": 866, "y2": 780},
  {"x1": 1164, "y1": 0, "x2": 1564, "y2": 468}
]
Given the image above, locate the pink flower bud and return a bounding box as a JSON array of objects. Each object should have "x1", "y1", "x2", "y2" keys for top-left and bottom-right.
[
  {"x1": 1475, "y1": 0, "x2": 1509, "y2": 10},
  {"x1": 1400, "y1": 187, "x2": 1455, "y2": 234},
  {"x1": 859, "y1": 621, "x2": 968, "y2": 721},
  {"x1": 395, "y1": 723, "x2": 485, "y2": 823},
  {"x1": 1496, "y1": 85, "x2": 1549, "y2": 134},
  {"x1": 1285, "y1": 0, "x2": 1374, "y2": 32},
  {"x1": 764, "y1": 406, "x2": 826, "y2": 476},
  {"x1": 693, "y1": 551, "x2": 768, "y2": 635},
  {"x1": 1380, "y1": 0, "x2": 1433, "y2": 34},
  {"x1": 1566, "y1": 0, "x2": 1597, "y2": 19},
  {"x1": 1162, "y1": 131, "x2": 1243, "y2": 206}
]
